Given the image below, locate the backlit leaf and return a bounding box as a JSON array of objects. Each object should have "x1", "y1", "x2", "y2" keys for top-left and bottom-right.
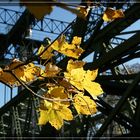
[
  {"x1": 59, "y1": 78, "x2": 73, "y2": 89},
  {"x1": 45, "y1": 63, "x2": 61, "y2": 77},
  {"x1": 40, "y1": 63, "x2": 61, "y2": 77},
  {"x1": 73, "y1": 93, "x2": 97, "y2": 115},
  {"x1": 49, "y1": 110, "x2": 63, "y2": 130},
  {"x1": 20, "y1": 63, "x2": 39, "y2": 82},
  {"x1": 38, "y1": 101, "x2": 73, "y2": 130},
  {"x1": 63, "y1": 47, "x2": 84, "y2": 59},
  {"x1": 0, "y1": 68, "x2": 3, "y2": 76},
  {"x1": 51, "y1": 36, "x2": 84, "y2": 59},
  {"x1": 47, "y1": 86, "x2": 68, "y2": 100},
  {"x1": 51, "y1": 35, "x2": 66, "y2": 51},
  {"x1": 84, "y1": 69, "x2": 98, "y2": 81},
  {"x1": 7, "y1": 59, "x2": 23, "y2": 70},
  {"x1": 57, "y1": 106, "x2": 73, "y2": 121},
  {"x1": 72, "y1": 36, "x2": 82, "y2": 46},
  {"x1": 44, "y1": 100, "x2": 53, "y2": 109},
  {"x1": 0, "y1": 59, "x2": 24, "y2": 86},
  {"x1": 83, "y1": 80, "x2": 104, "y2": 99},
  {"x1": 38, "y1": 45, "x2": 54, "y2": 60},
  {"x1": 38, "y1": 109, "x2": 49, "y2": 125},
  {"x1": 64, "y1": 68, "x2": 85, "y2": 90},
  {"x1": 21, "y1": 0, "x2": 89, "y2": 20},
  {"x1": 20, "y1": 0, "x2": 54, "y2": 20},
  {"x1": 45, "y1": 86, "x2": 69, "y2": 106},
  {"x1": 64, "y1": 60, "x2": 103, "y2": 99},
  {"x1": 0, "y1": 60, "x2": 40, "y2": 86},
  {"x1": 77, "y1": 7, "x2": 90, "y2": 19},
  {"x1": 67, "y1": 59, "x2": 85, "y2": 72},
  {"x1": 103, "y1": 8, "x2": 124, "y2": 22},
  {"x1": 57, "y1": 3, "x2": 89, "y2": 20}
]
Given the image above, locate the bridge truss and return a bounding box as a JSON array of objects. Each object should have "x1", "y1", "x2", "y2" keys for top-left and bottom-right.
[{"x1": 0, "y1": 1, "x2": 140, "y2": 138}]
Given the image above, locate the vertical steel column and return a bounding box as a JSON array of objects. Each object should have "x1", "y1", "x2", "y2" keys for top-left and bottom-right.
[
  {"x1": 0, "y1": 115, "x2": 5, "y2": 137},
  {"x1": 12, "y1": 106, "x2": 22, "y2": 138}
]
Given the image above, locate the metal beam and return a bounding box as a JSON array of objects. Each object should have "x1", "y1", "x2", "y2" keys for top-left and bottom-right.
[
  {"x1": 84, "y1": 32, "x2": 140, "y2": 70},
  {"x1": 93, "y1": 4, "x2": 140, "y2": 42},
  {"x1": 102, "y1": 52, "x2": 140, "y2": 71},
  {"x1": 0, "y1": 9, "x2": 35, "y2": 58},
  {"x1": 80, "y1": 4, "x2": 140, "y2": 59},
  {"x1": 98, "y1": 81, "x2": 140, "y2": 98},
  {"x1": 97, "y1": 74, "x2": 137, "y2": 81},
  {"x1": 0, "y1": 7, "x2": 69, "y2": 36},
  {"x1": 95, "y1": 72, "x2": 140, "y2": 137},
  {"x1": 7, "y1": 9, "x2": 35, "y2": 45},
  {"x1": 97, "y1": 99, "x2": 140, "y2": 132}
]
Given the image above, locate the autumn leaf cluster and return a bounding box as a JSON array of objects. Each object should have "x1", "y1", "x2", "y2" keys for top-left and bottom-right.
[
  {"x1": 0, "y1": 0, "x2": 125, "y2": 130},
  {"x1": 0, "y1": 35, "x2": 103, "y2": 130}
]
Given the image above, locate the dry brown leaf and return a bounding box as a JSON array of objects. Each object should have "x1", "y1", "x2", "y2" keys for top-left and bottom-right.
[{"x1": 103, "y1": 8, "x2": 124, "y2": 22}]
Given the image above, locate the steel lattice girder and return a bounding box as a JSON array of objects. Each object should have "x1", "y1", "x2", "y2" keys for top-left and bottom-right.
[
  {"x1": 0, "y1": 7, "x2": 69, "y2": 35},
  {"x1": 80, "y1": 4, "x2": 140, "y2": 59},
  {"x1": 84, "y1": 32, "x2": 140, "y2": 70},
  {"x1": 0, "y1": 2, "x2": 140, "y2": 137}
]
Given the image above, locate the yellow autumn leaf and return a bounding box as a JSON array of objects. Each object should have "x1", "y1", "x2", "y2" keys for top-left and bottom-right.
[
  {"x1": 64, "y1": 68, "x2": 85, "y2": 91},
  {"x1": 59, "y1": 78, "x2": 73, "y2": 89},
  {"x1": 47, "y1": 86, "x2": 68, "y2": 100},
  {"x1": 57, "y1": 106, "x2": 73, "y2": 121},
  {"x1": 0, "y1": 68, "x2": 3, "y2": 76},
  {"x1": 20, "y1": 0, "x2": 54, "y2": 20},
  {"x1": 38, "y1": 109, "x2": 49, "y2": 125},
  {"x1": 64, "y1": 60, "x2": 103, "y2": 99},
  {"x1": 51, "y1": 35, "x2": 66, "y2": 51},
  {"x1": 0, "y1": 71, "x2": 21, "y2": 86},
  {"x1": 44, "y1": 100, "x2": 53, "y2": 109},
  {"x1": 51, "y1": 36, "x2": 84, "y2": 59},
  {"x1": 0, "y1": 59, "x2": 24, "y2": 86},
  {"x1": 63, "y1": 47, "x2": 84, "y2": 59},
  {"x1": 37, "y1": 67, "x2": 45, "y2": 80},
  {"x1": 67, "y1": 59, "x2": 85, "y2": 72},
  {"x1": 40, "y1": 63, "x2": 61, "y2": 77},
  {"x1": 21, "y1": 0, "x2": 90, "y2": 20},
  {"x1": 39, "y1": 99, "x2": 52, "y2": 110},
  {"x1": 113, "y1": 9, "x2": 124, "y2": 18},
  {"x1": 73, "y1": 93, "x2": 97, "y2": 115},
  {"x1": 83, "y1": 80, "x2": 104, "y2": 99},
  {"x1": 49, "y1": 102, "x2": 73, "y2": 129},
  {"x1": 20, "y1": 63, "x2": 39, "y2": 82},
  {"x1": 44, "y1": 86, "x2": 69, "y2": 106},
  {"x1": 63, "y1": 43, "x2": 76, "y2": 50},
  {"x1": 0, "y1": 60, "x2": 40, "y2": 86},
  {"x1": 7, "y1": 59, "x2": 23, "y2": 70},
  {"x1": 50, "y1": 103, "x2": 73, "y2": 130},
  {"x1": 45, "y1": 63, "x2": 61, "y2": 77},
  {"x1": 38, "y1": 45, "x2": 54, "y2": 60},
  {"x1": 84, "y1": 69, "x2": 98, "y2": 81},
  {"x1": 72, "y1": 36, "x2": 82, "y2": 46},
  {"x1": 49, "y1": 110, "x2": 63, "y2": 130},
  {"x1": 38, "y1": 45, "x2": 44, "y2": 55},
  {"x1": 77, "y1": 7, "x2": 90, "y2": 19},
  {"x1": 38, "y1": 101, "x2": 73, "y2": 130},
  {"x1": 103, "y1": 8, "x2": 124, "y2": 22}
]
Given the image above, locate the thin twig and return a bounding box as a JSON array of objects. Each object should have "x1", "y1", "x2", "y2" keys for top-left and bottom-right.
[{"x1": 10, "y1": 70, "x2": 73, "y2": 102}]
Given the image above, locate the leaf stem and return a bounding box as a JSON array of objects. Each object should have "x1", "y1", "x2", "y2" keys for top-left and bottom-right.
[{"x1": 10, "y1": 70, "x2": 72, "y2": 102}]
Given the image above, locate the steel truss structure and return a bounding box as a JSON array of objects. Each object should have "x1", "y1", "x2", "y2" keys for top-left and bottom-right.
[{"x1": 0, "y1": 1, "x2": 140, "y2": 138}]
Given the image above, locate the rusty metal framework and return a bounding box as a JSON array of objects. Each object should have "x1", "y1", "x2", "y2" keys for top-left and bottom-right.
[{"x1": 0, "y1": 1, "x2": 140, "y2": 138}]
